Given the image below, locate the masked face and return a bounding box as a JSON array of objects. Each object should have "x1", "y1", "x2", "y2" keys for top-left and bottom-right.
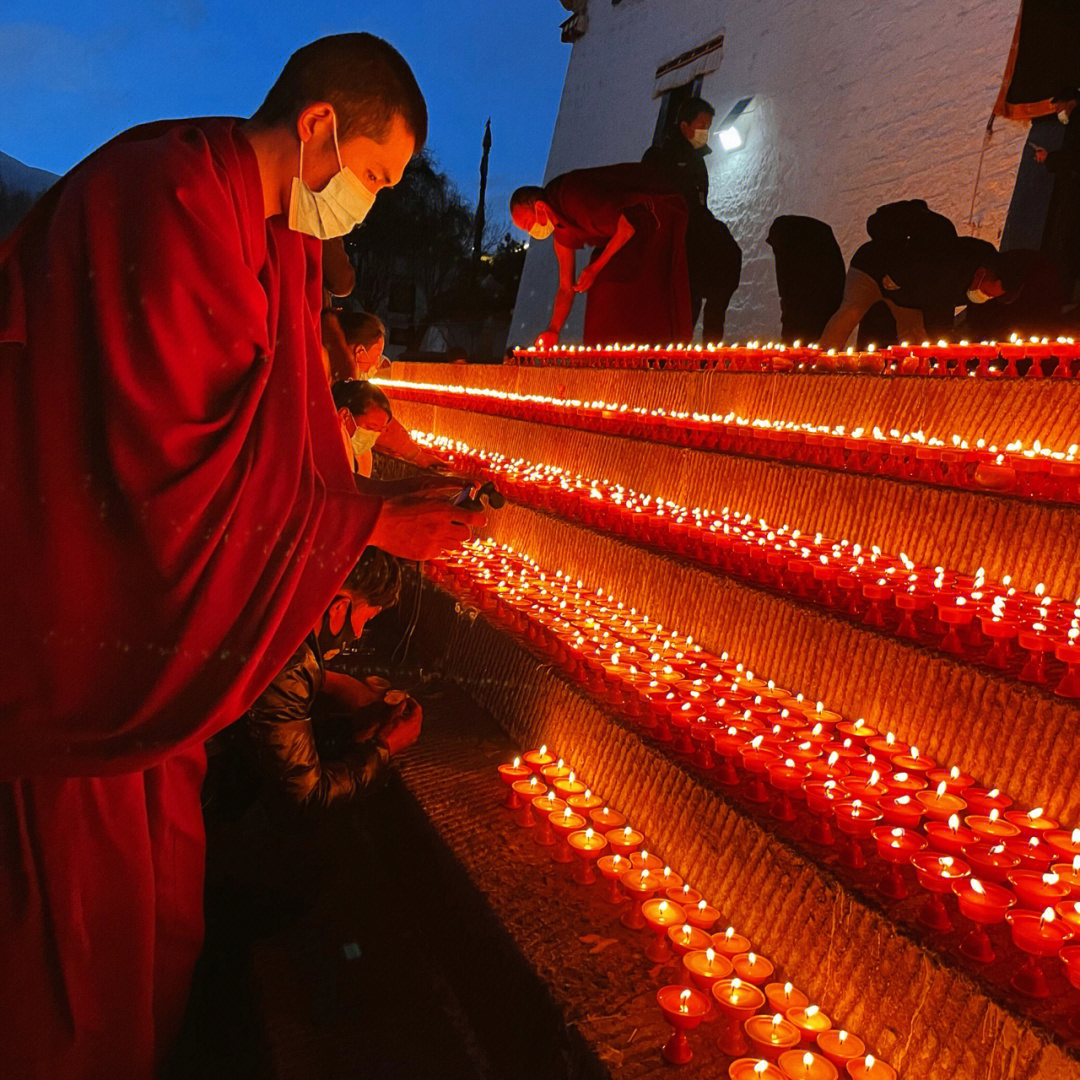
[
  {"x1": 1060, "y1": 110, "x2": 1072, "y2": 125},
  {"x1": 289, "y1": 112, "x2": 377, "y2": 239},
  {"x1": 966, "y1": 287, "x2": 992, "y2": 304},
  {"x1": 350, "y1": 426, "x2": 380, "y2": 457},
  {"x1": 317, "y1": 598, "x2": 354, "y2": 659},
  {"x1": 529, "y1": 212, "x2": 555, "y2": 241},
  {"x1": 689, "y1": 127, "x2": 711, "y2": 149}
]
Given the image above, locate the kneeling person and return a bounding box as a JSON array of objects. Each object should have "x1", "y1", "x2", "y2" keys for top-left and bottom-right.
[{"x1": 246, "y1": 547, "x2": 420, "y2": 812}]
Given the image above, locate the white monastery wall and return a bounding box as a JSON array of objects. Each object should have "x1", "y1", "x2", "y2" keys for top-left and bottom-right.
[{"x1": 510, "y1": 0, "x2": 1029, "y2": 346}]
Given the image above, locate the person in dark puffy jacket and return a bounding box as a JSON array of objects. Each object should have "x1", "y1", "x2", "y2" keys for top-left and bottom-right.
[{"x1": 245, "y1": 546, "x2": 421, "y2": 812}]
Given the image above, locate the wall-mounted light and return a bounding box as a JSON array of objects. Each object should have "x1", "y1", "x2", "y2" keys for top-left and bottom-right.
[{"x1": 717, "y1": 96, "x2": 753, "y2": 152}]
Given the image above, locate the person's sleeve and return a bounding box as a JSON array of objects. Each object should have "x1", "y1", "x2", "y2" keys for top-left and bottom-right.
[
  {"x1": 249, "y1": 712, "x2": 391, "y2": 811},
  {"x1": 248, "y1": 663, "x2": 392, "y2": 812}
]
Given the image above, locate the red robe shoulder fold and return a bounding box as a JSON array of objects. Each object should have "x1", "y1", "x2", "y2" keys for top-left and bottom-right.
[
  {"x1": 0, "y1": 118, "x2": 381, "y2": 779},
  {"x1": 543, "y1": 162, "x2": 692, "y2": 344}
]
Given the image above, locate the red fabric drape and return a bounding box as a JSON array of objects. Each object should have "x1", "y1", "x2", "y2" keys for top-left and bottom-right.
[{"x1": 0, "y1": 118, "x2": 382, "y2": 778}]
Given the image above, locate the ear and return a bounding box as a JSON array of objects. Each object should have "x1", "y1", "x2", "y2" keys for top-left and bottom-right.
[
  {"x1": 327, "y1": 596, "x2": 349, "y2": 636},
  {"x1": 296, "y1": 102, "x2": 335, "y2": 144}
]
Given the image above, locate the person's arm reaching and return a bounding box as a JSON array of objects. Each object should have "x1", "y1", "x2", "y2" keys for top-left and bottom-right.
[
  {"x1": 574, "y1": 214, "x2": 635, "y2": 293},
  {"x1": 535, "y1": 240, "x2": 578, "y2": 348},
  {"x1": 365, "y1": 492, "x2": 485, "y2": 562}
]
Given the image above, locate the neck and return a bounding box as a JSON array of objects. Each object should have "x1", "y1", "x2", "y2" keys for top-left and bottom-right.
[{"x1": 239, "y1": 120, "x2": 296, "y2": 219}]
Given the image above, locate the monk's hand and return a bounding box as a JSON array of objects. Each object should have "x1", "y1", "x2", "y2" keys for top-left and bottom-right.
[
  {"x1": 369, "y1": 492, "x2": 485, "y2": 561},
  {"x1": 573, "y1": 265, "x2": 599, "y2": 293},
  {"x1": 534, "y1": 329, "x2": 560, "y2": 349}
]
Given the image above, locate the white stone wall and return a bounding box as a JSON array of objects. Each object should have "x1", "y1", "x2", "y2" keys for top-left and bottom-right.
[{"x1": 511, "y1": 0, "x2": 1029, "y2": 345}]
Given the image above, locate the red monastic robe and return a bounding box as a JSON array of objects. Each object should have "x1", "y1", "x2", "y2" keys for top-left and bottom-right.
[
  {"x1": 0, "y1": 118, "x2": 381, "y2": 1077},
  {"x1": 543, "y1": 163, "x2": 693, "y2": 345}
]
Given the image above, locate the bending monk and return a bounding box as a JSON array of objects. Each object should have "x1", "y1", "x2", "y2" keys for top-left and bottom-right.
[{"x1": 511, "y1": 163, "x2": 692, "y2": 347}]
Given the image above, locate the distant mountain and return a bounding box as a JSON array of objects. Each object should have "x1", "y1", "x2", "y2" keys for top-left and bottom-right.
[{"x1": 0, "y1": 150, "x2": 58, "y2": 197}]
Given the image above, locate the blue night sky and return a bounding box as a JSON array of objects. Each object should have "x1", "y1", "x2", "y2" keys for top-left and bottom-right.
[{"x1": 0, "y1": 0, "x2": 569, "y2": 229}]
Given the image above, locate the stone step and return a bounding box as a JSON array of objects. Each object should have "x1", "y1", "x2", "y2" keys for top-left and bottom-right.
[
  {"x1": 403, "y1": 573, "x2": 1080, "y2": 1080},
  {"x1": 389, "y1": 399, "x2": 1080, "y2": 600}
]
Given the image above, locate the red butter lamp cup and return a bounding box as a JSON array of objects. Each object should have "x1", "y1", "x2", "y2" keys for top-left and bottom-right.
[
  {"x1": 607, "y1": 825, "x2": 644, "y2": 857},
  {"x1": 1007, "y1": 869, "x2": 1071, "y2": 910},
  {"x1": 1059, "y1": 944, "x2": 1080, "y2": 1036},
  {"x1": 548, "y1": 807, "x2": 586, "y2": 864},
  {"x1": 768, "y1": 757, "x2": 811, "y2": 822},
  {"x1": 532, "y1": 793, "x2": 566, "y2": 845},
  {"x1": 729, "y1": 1059, "x2": 786, "y2": 1079},
  {"x1": 686, "y1": 897, "x2": 720, "y2": 931},
  {"x1": 966, "y1": 811, "x2": 1020, "y2": 843},
  {"x1": 1006, "y1": 907, "x2": 1074, "y2": 997},
  {"x1": 1047, "y1": 828, "x2": 1080, "y2": 862},
  {"x1": 497, "y1": 757, "x2": 531, "y2": 807},
  {"x1": 511, "y1": 776, "x2": 545, "y2": 826},
  {"x1": 714, "y1": 978, "x2": 767, "y2": 1056},
  {"x1": 766, "y1": 981, "x2": 809, "y2": 1014},
  {"x1": 916, "y1": 782, "x2": 968, "y2": 823},
  {"x1": 733, "y1": 951, "x2": 775, "y2": 985},
  {"x1": 963, "y1": 842, "x2": 1018, "y2": 884},
  {"x1": 742, "y1": 737, "x2": 781, "y2": 804},
  {"x1": 684, "y1": 947, "x2": 733, "y2": 1018},
  {"x1": 786, "y1": 1004, "x2": 831, "y2": 1045},
  {"x1": 669, "y1": 922, "x2": 712, "y2": 972},
  {"x1": 834, "y1": 800, "x2": 882, "y2": 869},
  {"x1": 714, "y1": 926, "x2": 753, "y2": 957},
  {"x1": 872, "y1": 825, "x2": 925, "y2": 899},
  {"x1": 951, "y1": 877, "x2": 1016, "y2": 962},
  {"x1": 597, "y1": 853, "x2": 630, "y2": 903},
  {"x1": 845, "y1": 1055, "x2": 897, "y2": 1080},
  {"x1": 925, "y1": 814, "x2": 978, "y2": 856},
  {"x1": 911, "y1": 852, "x2": 969, "y2": 932},
  {"x1": 817, "y1": 1029, "x2": 864, "y2": 1070},
  {"x1": 745, "y1": 1013, "x2": 801, "y2": 1062},
  {"x1": 778, "y1": 1049, "x2": 839, "y2": 1079},
  {"x1": 567, "y1": 827, "x2": 608, "y2": 885},
  {"x1": 620, "y1": 868, "x2": 662, "y2": 929},
  {"x1": 657, "y1": 984, "x2": 710, "y2": 1065},
  {"x1": 804, "y1": 781, "x2": 844, "y2": 845}
]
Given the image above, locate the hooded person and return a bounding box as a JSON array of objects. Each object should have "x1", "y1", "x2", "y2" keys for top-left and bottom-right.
[
  {"x1": 0, "y1": 32, "x2": 484, "y2": 1079},
  {"x1": 765, "y1": 215, "x2": 847, "y2": 345}
]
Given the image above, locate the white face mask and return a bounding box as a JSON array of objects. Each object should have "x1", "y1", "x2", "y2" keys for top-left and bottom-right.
[
  {"x1": 689, "y1": 128, "x2": 711, "y2": 149},
  {"x1": 529, "y1": 218, "x2": 555, "y2": 241},
  {"x1": 288, "y1": 113, "x2": 376, "y2": 239},
  {"x1": 350, "y1": 426, "x2": 381, "y2": 457},
  {"x1": 1059, "y1": 109, "x2": 1072, "y2": 125},
  {"x1": 966, "y1": 287, "x2": 992, "y2": 304}
]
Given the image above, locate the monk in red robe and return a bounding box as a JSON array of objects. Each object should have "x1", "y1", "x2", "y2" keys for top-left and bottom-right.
[
  {"x1": 510, "y1": 163, "x2": 692, "y2": 346},
  {"x1": 0, "y1": 34, "x2": 481, "y2": 1079}
]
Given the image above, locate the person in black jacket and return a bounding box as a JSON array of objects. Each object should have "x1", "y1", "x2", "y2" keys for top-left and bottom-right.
[
  {"x1": 642, "y1": 96, "x2": 742, "y2": 340},
  {"x1": 818, "y1": 201, "x2": 1005, "y2": 349},
  {"x1": 246, "y1": 546, "x2": 420, "y2": 813}
]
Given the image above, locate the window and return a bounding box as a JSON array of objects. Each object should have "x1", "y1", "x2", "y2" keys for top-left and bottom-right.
[{"x1": 652, "y1": 76, "x2": 704, "y2": 145}]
